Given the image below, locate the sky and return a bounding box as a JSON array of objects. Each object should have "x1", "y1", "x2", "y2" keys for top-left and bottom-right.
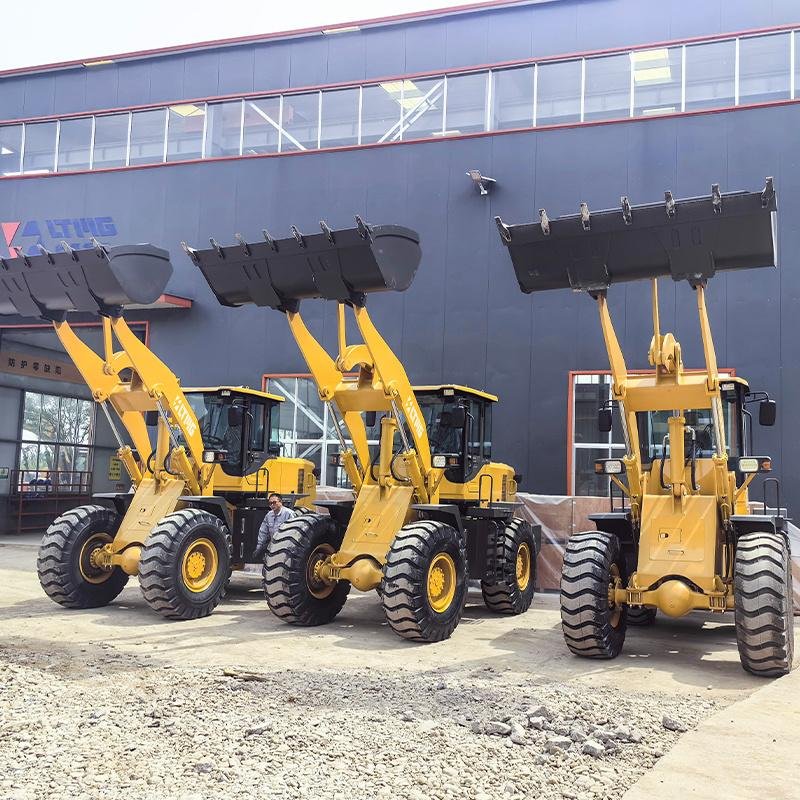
[{"x1": 0, "y1": 0, "x2": 494, "y2": 70}]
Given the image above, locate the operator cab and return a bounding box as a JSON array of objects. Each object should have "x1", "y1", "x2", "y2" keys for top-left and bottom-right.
[
  {"x1": 184, "y1": 387, "x2": 283, "y2": 478},
  {"x1": 603, "y1": 378, "x2": 776, "y2": 487},
  {"x1": 414, "y1": 385, "x2": 496, "y2": 484}
]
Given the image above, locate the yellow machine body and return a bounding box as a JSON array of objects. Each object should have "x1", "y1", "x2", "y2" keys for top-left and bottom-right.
[
  {"x1": 597, "y1": 280, "x2": 761, "y2": 617},
  {"x1": 52, "y1": 315, "x2": 315, "y2": 575},
  {"x1": 287, "y1": 304, "x2": 519, "y2": 592}
]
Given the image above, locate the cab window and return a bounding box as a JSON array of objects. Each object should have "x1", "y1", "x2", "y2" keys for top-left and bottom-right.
[{"x1": 249, "y1": 401, "x2": 266, "y2": 451}]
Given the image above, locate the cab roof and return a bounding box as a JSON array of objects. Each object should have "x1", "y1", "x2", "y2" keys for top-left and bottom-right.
[
  {"x1": 184, "y1": 386, "x2": 285, "y2": 403},
  {"x1": 414, "y1": 384, "x2": 498, "y2": 403}
]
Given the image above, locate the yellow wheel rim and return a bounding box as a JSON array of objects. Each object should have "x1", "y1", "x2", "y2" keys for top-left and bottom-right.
[
  {"x1": 306, "y1": 544, "x2": 336, "y2": 600},
  {"x1": 181, "y1": 538, "x2": 219, "y2": 593},
  {"x1": 427, "y1": 552, "x2": 457, "y2": 614},
  {"x1": 79, "y1": 533, "x2": 113, "y2": 585},
  {"x1": 516, "y1": 542, "x2": 532, "y2": 592}
]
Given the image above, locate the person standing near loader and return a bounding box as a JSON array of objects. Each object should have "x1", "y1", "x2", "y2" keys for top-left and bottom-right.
[{"x1": 253, "y1": 493, "x2": 295, "y2": 561}]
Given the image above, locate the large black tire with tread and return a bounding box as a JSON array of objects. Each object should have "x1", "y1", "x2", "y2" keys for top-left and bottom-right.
[
  {"x1": 560, "y1": 531, "x2": 627, "y2": 658},
  {"x1": 138, "y1": 509, "x2": 232, "y2": 621},
  {"x1": 481, "y1": 518, "x2": 537, "y2": 614},
  {"x1": 37, "y1": 505, "x2": 128, "y2": 609},
  {"x1": 381, "y1": 520, "x2": 468, "y2": 643},
  {"x1": 263, "y1": 513, "x2": 350, "y2": 625},
  {"x1": 627, "y1": 606, "x2": 657, "y2": 626},
  {"x1": 734, "y1": 531, "x2": 794, "y2": 677}
]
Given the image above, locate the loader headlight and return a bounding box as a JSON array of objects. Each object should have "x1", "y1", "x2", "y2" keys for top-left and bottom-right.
[
  {"x1": 432, "y1": 455, "x2": 447, "y2": 468},
  {"x1": 595, "y1": 458, "x2": 625, "y2": 475},
  {"x1": 736, "y1": 457, "x2": 771, "y2": 474},
  {"x1": 202, "y1": 449, "x2": 227, "y2": 463},
  {"x1": 330, "y1": 452, "x2": 345, "y2": 467}
]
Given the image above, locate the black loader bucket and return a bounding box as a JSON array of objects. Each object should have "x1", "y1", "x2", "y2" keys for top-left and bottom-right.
[
  {"x1": 495, "y1": 178, "x2": 777, "y2": 293},
  {"x1": 184, "y1": 217, "x2": 421, "y2": 310},
  {"x1": 0, "y1": 242, "x2": 173, "y2": 320}
]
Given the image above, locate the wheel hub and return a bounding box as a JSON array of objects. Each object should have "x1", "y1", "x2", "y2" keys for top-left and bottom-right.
[
  {"x1": 427, "y1": 552, "x2": 456, "y2": 613},
  {"x1": 180, "y1": 538, "x2": 218, "y2": 593},
  {"x1": 79, "y1": 534, "x2": 114, "y2": 585},
  {"x1": 516, "y1": 542, "x2": 531, "y2": 591},
  {"x1": 306, "y1": 544, "x2": 336, "y2": 599},
  {"x1": 608, "y1": 563, "x2": 623, "y2": 628}
]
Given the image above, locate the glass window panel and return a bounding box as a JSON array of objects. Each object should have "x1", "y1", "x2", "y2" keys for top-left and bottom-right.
[
  {"x1": 22, "y1": 392, "x2": 42, "y2": 440},
  {"x1": 166, "y1": 104, "x2": 205, "y2": 162},
  {"x1": 19, "y1": 443, "x2": 38, "y2": 473},
  {"x1": 39, "y1": 394, "x2": 59, "y2": 442},
  {"x1": 536, "y1": 59, "x2": 582, "y2": 125},
  {"x1": 685, "y1": 39, "x2": 735, "y2": 111},
  {"x1": 22, "y1": 121, "x2": 57, "y2": 174},
  {"x1": 129, "y1": 109, "x2": 166, "y2": 165},
  {"x1": 574, "y1": 378, "x2": 607, "y2": 444},
  {"x1": 361, "y1": 83, "x2": 401, "y2": 144},
  {"x1": 205, "y1": 100, "x2": 242, "y2": 157},
  {"x1": 0, "y1": 125, "x2": 23, "y2": 176},
  {"x1": 57, "y1": 397, "x2": 78, "y2": 442},
  {"x1": 320, "y1": 87, "x2": 359, "y2": 148},
  {"x1": 739, "y1": 33, "x2": 791, "y2": 105},
  {"x1": 633, "y1": 47, "x2": 682, "y2": 117},
  {"x1": 584, "y1": 54, "x2": 631, "y2": 121},
  {"x1": 76, "y1": 400, "x2": 93, "y2": 444},
  {"x1": 444, "y1": 72, "x2": 487, "y2": 135},
  {"x1": 491, "y1": 66, "x2": 534, "y2": 130},
  {"x1": 93, "y1": 113, "x2": 128, "y2": 169},
  {"x1": 37, "y1": 444, "x2": 55, "y2": 472},
  {"x1": 242, "y1": 97, "x2": 281, "y2": 155},
  {"x1": 281, "y1": 93, "x2": 319, "y2": 152},
  {"x1": 796, "y1": 32, "x2": 800, "y2": 99},
  {"x1": 575, "y1": 447, "x2": 616, "y2": 496},
  {"x1": 56, "y1": 445, "x2": 76, "y2": 473},
  {"x1": 56, "y1": 117, "x2": 92, "y2": 172},
  {"x1": 74, "y1": 447, "x2": 91, "y2": 473},
  {"x1": 402, "y1": 77, "x2": 445, "y2": 140}
]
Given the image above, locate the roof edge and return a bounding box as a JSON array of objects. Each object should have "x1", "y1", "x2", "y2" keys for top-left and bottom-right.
[{"x1": 0, "y1": 0, "x2": 539, "y2": 79}]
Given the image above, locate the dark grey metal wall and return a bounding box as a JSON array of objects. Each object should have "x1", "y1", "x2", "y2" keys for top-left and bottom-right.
[{"x1": 1, "y1": 0, "x2": 798, "y2": 509}]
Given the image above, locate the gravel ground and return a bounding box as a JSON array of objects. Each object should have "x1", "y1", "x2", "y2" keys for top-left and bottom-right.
[{"x1": 0, "y1": 638, "x2": 718, "y2": 800}]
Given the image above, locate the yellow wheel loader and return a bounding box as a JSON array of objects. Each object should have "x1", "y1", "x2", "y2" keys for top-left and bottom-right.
[
  {"x1": 496, "y1": 179, "x2": 794, "y2": 676},
  {"x1": 0, "y1": 241, "x2": 314, "y2": 620},
  {"x1": 183, "y1": 218, "x2": 540, "y2": 642}
]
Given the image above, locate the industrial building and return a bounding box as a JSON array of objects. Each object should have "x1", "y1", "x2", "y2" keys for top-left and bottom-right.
[{"x1": 0, "y1": 0, "x2": 797, "y2": 533}]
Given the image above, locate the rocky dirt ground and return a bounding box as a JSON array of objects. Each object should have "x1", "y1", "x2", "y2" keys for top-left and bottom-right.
[{"x1": 0, "y1": 637, "x2": 716, "y2": 800}]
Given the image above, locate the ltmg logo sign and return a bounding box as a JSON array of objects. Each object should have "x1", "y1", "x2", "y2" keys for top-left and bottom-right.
[{"x1": 1, "y1": 216, "x2": 118, "y2": 258}]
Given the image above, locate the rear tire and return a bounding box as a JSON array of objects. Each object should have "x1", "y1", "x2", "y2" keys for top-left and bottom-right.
[
  {"x1": 560, "y1": 531, "x2": 627, "y2": 658},
  {"x1": 627, "y1": 606, "x2": 657, "y2": 626},
  {"x1": 138, "y1": 509, "x2": 232, "y2": 620},
  {"x1": 263, "y1": 513, "x2": 350, "y2": 625},
  {"x1": 481, "y1": 518, "x2": 537, "y2": 614},
  {"x1": 734, "y1": 531, "x2": 794, "y2": 677},
  {"x1": 37, "y1": 505, "x2": 128, "y2": 609},
  {"x1": 381, "y1": 520, "x2": 468, "y2": 643}
]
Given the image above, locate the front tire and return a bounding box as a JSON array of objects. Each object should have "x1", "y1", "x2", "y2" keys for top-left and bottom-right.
[
  {"x1": 381, "y1": 520, "x2": 468, "y2": 643},
  {"x1": 138, "y1": 509, "x2": 232, "y2": 620},
  {"x1": 734, "y1": 531, "x2": 794, "y2": 677},
  {"x1": 481, "y1": 518, "x2": 537, "y2": 614},
  {"x1": 263, "y1": 513, "x2": 350, "y2": 625},
  {"x1": 37, "y1": 505, "x2": 128, "y2": 609},
  {"x1": 560, "y1": 531, "x2": 627, "y2": 658}
]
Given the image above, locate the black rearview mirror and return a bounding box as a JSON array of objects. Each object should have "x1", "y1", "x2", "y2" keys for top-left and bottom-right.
[
  {"x1": 227, "y1": 405, "x2": 243, "y2": 427},
  {"x1": 759, "y1": 399, "x2": 776, "y2": 427},
  {"x1": 598, "y1": 408, "x2": 613, "y2": 433},
  {"x1": 364, "y1": 411, "x2": 377, "y2": 428}
]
